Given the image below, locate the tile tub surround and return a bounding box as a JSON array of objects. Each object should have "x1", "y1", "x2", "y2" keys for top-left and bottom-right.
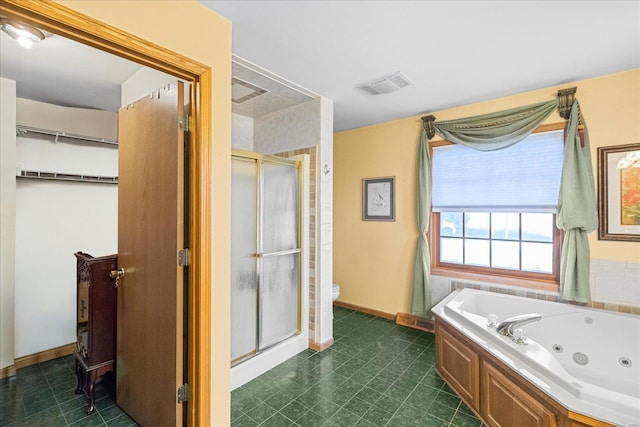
[
  {"x1": 590, "y1": 259, "x2": 640, "y2": 311},
  {"x1": 430, "y1": 258, "x2": 640, "y2": 315},
  {"x1": 0, "y1": 354, "x2": 138, "y2": 426},
  {"x1": 231, "y1": 307, "x2": 483, "y2": 426}
]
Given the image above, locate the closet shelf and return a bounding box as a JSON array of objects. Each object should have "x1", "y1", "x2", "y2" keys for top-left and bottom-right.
[
  {"x1": 16, "y1": 125, "x2": 118, "y2": 146},
  {"x1": 17, "y1": 170, "x2": 118, "y2": 184}
]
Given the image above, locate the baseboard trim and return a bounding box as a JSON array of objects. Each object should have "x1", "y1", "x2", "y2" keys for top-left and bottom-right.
[
  {"x1": 0, "y1": 364, "x2": 16, "y2": 379},
  {"x1": 14, "y1": 342, "x2": 76, "y2": 370},
  {"x1": 396, "y1": 312, "x2": 435, "y2": 333},
  {"x1": 309, "y1": 338, "x2": 334, "y2": 352},
  {"x1": 333, "y1": 300, "x2": 396, "y2": 321}
]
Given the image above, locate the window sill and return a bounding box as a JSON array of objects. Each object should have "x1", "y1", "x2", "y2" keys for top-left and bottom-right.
[{"x1": 431, "y1": 266, "x2": 559, "y2": 293}]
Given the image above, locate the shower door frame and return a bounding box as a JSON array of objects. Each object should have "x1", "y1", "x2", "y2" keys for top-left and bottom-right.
[{"x1": 231, "y1": 149, "x2": 305, "y2": 367}]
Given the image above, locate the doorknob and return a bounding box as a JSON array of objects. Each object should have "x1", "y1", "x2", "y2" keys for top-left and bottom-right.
[{"x1": 110, "y1": 268, "x2": 125, "y2": 288}]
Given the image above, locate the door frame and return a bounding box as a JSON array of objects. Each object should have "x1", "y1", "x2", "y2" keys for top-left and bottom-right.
[{"x1": 0, "y1": 1, "x2": 212, "y2": 425}]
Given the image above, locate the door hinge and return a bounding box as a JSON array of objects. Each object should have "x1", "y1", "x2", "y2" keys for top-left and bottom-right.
[
  {"x1": 177, "y1": 383, "x2": 189, "y2": 404},
  {"x1": 179, "y1": 114, "x2": 191, "y2": 132},
  {"x1": 178, "y1": 248, "x2": 190, "y2": 267}
]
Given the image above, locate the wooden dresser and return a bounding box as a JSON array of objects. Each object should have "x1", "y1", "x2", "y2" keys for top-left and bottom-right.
[{"x1": 73, "y1": 252, "x2": 117, "y2": 415}]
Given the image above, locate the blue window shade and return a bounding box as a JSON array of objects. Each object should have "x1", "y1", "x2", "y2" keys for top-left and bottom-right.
[{"x1": 432, "y1": 130, "x2": 564, "y2": 212}]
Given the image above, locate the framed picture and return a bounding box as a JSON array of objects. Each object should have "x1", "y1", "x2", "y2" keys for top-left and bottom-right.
[
  {"x1": 363, "y1": 177, "x2": 395, "y2": 221},
  {"x1": 598, "y1": 143, "x2": 640, "y2": 241}
]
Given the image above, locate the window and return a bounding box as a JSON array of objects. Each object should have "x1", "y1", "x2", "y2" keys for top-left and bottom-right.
[{"x1": 430, "y1": 128, "x2": 564, "y2": 286}]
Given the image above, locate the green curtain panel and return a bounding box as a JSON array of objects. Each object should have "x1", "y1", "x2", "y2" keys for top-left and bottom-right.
[
  {"x1": 411, "y1": 128, "x2": 432, "y2": 318},
  {"x1": 410, "y1": 97, "x2": 596, "y2": 318},
  {"x1": 556, "y1": 101, "x2": 598, "y2": 302}
]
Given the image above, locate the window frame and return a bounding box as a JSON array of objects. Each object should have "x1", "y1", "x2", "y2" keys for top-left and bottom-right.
[{"x1": 428, "y1": 123, "x2": 566, "y2": 291}]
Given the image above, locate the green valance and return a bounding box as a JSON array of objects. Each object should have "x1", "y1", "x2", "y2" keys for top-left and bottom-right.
[{"x1": 433, "y1": 99, "x2": 558, "y2": 150}]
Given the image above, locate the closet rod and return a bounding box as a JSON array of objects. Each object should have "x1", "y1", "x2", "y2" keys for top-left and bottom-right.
[
  {"x1": 17, "y1": 170, "x2": 118, "y2": 184},
  {"x1": 16, "y1": 125, "x2": 118, "y2": 146}
]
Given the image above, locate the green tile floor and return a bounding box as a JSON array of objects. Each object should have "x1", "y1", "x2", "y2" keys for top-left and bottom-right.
[
  {"x1": 0, "y1": 354, "x2": 138, "y2": 426},
  {"x1": 231, "y1": 307, "x2": 484, "y2": 427},
  {"x1": 1, "y1": 307, "x2": 484, "y2": 426}
]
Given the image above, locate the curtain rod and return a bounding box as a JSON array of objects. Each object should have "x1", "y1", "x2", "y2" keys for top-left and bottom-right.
[
  {"x1": 16, "y1": 125, "x2": 118, "y2": 146},
  {"x1": 557, "y1": 87, "x2": 577, "y2": 119},
  {"x1": 420, "y1": 86, "x2": 578, "y2": 124}
]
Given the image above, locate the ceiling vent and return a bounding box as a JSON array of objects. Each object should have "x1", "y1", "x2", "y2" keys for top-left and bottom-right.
[
  {"x1": 232, "y1": 77, "x2": 268, "y2": 104},
  {"x1": 358, "y1": 71, "x2": 413, "y2": 95}
]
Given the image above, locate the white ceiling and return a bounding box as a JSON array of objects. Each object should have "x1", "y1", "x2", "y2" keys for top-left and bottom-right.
[
  {"x1": 0, "y1": 29, "x2": 142, "y2": 112},
  {"x1": 202, "y1": 0, "x2": 640, "y2": 131},
  {"x1": 1, "y1": 1, "x2": 638, "y2": 132}
]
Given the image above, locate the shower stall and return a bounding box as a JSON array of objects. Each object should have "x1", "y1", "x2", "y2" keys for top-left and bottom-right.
[{"x1": 230, "y1": 150, "x2": 309, "y2": 388}]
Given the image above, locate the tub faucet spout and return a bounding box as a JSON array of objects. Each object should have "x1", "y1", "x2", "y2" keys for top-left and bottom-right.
[{"x1": 496, "y1": 314, "x2": 542, "y2": 343}]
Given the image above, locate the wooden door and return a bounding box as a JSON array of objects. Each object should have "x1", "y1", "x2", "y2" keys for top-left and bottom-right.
[{"x1": 117, "y1": 82, "x2": 186, "y2": 426}]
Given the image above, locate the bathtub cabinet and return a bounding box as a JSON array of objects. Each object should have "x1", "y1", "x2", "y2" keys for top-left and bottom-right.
[
  {"x1": 435, "y1": 325, "x2": 480, "y2": 411},
  {"x1": 566, "y1": 414, "x2": 612, "y2": 427},
  {"x1": 482, "y1": 361, "x2": 556, "y2": 427},
  {"x1": 434, "y1": 318, "x2": 614, "y2": 427}
]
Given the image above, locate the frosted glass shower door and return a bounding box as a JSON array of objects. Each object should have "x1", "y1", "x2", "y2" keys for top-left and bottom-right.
[
  {"x1": 231, "y1": 158, "x2": 258, "y2": 362},
  {"x1": 259, "y1": 162, "x2": 300, "y2": 349},
  {"x1": 231, "y1": 153, "x2": 302, "y2": 365}
]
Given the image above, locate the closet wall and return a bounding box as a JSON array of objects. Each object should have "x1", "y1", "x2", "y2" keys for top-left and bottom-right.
[
  {"x1": 0, "y1": 66, "x2": 176, "y2": 366},
  {"x1": 14, "y1": 98, "x2": 118, "y2": 357},
  {"x1": 0, "y1": 78, "x2": 17, "y2": 370}
]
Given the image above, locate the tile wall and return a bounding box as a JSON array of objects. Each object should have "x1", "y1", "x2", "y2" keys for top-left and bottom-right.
[
  {"x1": 431, "y1": 258, "x2": 640, "y2": 315},
  {"x1": 590, "y1": 258, "x2": 640, "y2": 311}
]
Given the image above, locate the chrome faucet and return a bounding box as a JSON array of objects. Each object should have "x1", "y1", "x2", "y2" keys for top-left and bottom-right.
[{"x1": 496, "y1": 314, "x2": 542, "y2": 344}]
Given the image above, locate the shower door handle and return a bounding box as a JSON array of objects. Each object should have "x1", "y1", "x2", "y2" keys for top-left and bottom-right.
[{"x1": 256, "y1": 248, "x2": 301, "y2": 258}]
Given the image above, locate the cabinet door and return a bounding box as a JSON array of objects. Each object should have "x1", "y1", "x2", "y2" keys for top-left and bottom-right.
[
  {"x1": 87, "y1": 257, "x2": 117, "y2": 366},
  {"x1": 482, "y1": 361, "x2": 556, "y2": 427},
  {"x1": 77, "y1": 274, "x2": 90, "y2": 359},
  {"x1": 436, "y1": 324, "x2": 480, "y2": 411}
]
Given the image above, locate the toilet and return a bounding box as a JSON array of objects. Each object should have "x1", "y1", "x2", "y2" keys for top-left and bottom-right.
[{"x1": 332, "y1": 283, "x2": 340, "y2": 302}]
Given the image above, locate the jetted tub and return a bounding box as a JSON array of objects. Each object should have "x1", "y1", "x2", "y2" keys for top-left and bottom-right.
[{"x1": 432, "y1": 288, "x2": 640, "y2": 427}]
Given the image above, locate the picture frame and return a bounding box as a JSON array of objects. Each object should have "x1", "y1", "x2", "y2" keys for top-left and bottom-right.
[
  {"x1": 597, "y1": 143, "x2": 640, "y2": 241},
  {"x1": 363, "y1": 176, "x2": 395, "y2": 221}
]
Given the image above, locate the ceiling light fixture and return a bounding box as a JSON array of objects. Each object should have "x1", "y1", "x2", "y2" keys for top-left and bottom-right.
[{"x1": 1, "y1": 18, "x2": 46, "y2": 49}]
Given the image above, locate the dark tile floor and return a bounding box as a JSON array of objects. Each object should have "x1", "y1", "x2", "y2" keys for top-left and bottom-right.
[
  {"x1": 231, "y1": 307, "x2": 484, "y2": 427},
  {"x1": 1, "y1": 307, "x2": 483, "y2": 427},
  {"x1": 0, "y1": 354, "x2": 138, "y2": 426}
]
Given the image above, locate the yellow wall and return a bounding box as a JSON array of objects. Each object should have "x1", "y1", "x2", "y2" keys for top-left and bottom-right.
[
  {"x1": 55, "y1": 1, "x2": 232, "y2": 425},
  {"x1": 334, "y1": 70, "x2": 640, "y2": 316}
]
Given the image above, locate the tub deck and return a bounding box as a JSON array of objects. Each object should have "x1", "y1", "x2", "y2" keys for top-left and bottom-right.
[{"x1": 432, "y1": 288, "x2": 640, "y2": 427}]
